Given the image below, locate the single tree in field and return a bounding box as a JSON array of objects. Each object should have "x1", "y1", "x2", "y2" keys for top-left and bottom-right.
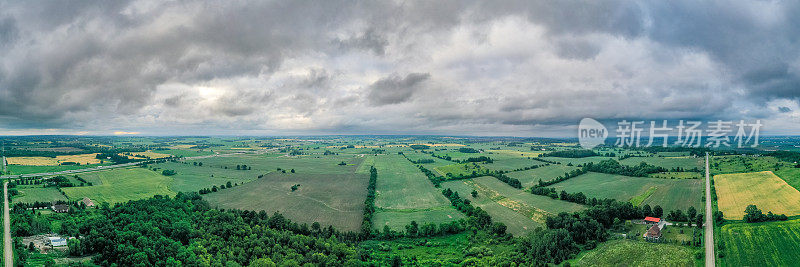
[{"x1": 471, "y1": 190, "x2": 478, "y2": 198}]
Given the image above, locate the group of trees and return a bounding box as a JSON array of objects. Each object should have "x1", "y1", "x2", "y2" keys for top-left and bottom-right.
[
  {"x1": 42, "y1": 194, "x2": 370, "y2": 266},
  {"x1": 743, "y1": 204, "x2": 788, "y2": 222},
  {"x1": 533, "y1": 169, "x2": 588, "y2": 188},
  {"x1": 489, "y1": 172, "x2": 522, "y2": 189},
  {"x1": 161, "y1": 169, "x2": 177, "y2": 176},
  {"x1": 518, "y1": 199, "x2": 650, "y2": 265},
  {"x1": 235, "y1": 164, "x2": 251, "y2": 170},
  {"x1": 361, "y1": 166, "x2": 378, "y2": 238},
  {"x1": 198, "y1": 181, "x2": 236, "y2": 194},
  {"x1": 458, "y1": 147, "x2": 480, "y2": 153},
  {"x1": 583, "y1": 159, "x2": 666, "y2": 177},
  {"x1": 441, "y1": 188, "x2": 505, "y2": 235}
]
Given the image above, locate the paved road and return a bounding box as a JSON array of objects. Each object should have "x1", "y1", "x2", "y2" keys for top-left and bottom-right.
[
  {"x1": 3, "y1": 181, "x2": 12, "y2": 267},
  {"x1": 705, "y1": 152, "x2": 715, "y2": 267}
]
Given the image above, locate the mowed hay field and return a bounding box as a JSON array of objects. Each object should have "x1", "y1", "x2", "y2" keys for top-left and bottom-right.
[
  {"x1": 204, "y1": 157, "x2": 370, "y2": 232},
  {"x1": 506, "y1": 164, "x2": 580, "y2": 187},
  {"x1": 61, "y1": 167, "x2": 176, "y2": 204},
  {"x1": 720, "y1": 219, "x2": 800, "y2": 266},
  {"x1": 370, "y1": 154, "x2": 464, "y2": 230},
  {"x1": 7, "y1": 153, "x2": 102, "y2": 166},
  {"x1": 442, "y1": 176, "x2": 584, "y2": 236},
  {"x1": 12, "y1": 186, "x2": 67, "y2": 203},
  {"x1": 714, "y1": 171, "x2": 800, "y2": 219},
  {"x1": 546, "y1": 172, "x2": 702, "y2": 211},
  {"x1": 153, "y1": 161, "x2": 260, "y2": 193},
  {"x1": 571, "y1": 239, "x2": 695, "y2": 267}
]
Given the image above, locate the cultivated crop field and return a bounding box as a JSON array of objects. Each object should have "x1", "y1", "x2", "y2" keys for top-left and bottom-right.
[
  {"x1": 7, "y1": 153, "x2": 102, "y2": 166},
  {"x1": 371, "y1": 154, "x2": 462, "y2": 230},
  {"x1": 546, "y1": 172, "x2": 702, "y2": 211},
  {"x1": 714, "y1": 171, "x2": 800, "y2": 219},
  {"x1": 720, "y1": 219, "x2": 800, "y2": 266},
  {"x1": 60, "y1": 167, "x2": 176, "y2": 204}
]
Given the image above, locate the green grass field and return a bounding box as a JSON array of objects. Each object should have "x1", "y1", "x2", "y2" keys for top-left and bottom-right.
[
  {"x1": 11, "y1": 185, "x2": 67, "y2": 203},
  {"x1": 371, "y1": 154, "x2": 462, "y2": 230},
  {"x1": 546, "y1": 172, "x2": 702, "y2": 212},
  {"x1": 571, "y1": 239, "x2": 695, "y2": 266},
  {"x1": 720, "y1": 219, "x2": 800, "y2": 266},
  {"x1": 152, "y1": 161, "x2": 260, "y2": 193},
  {"x1": 60, "y1": 167, "x2": 176, "y2": 204},
  {"x1": 204, "y1": 157, "x2": 369, "y2": 231},
  {"x1": 483, "y1": 157, "x2": 541, "y2": 171},
  {"x1": 7, "y1": 163, "x2": 111, "y2": 175},
  {"x1": 774, "y1": 167, "x2": 800, "y2": 191},
  {"x1": 506, "y1": 164, "x2": 580, "y2": 187}
]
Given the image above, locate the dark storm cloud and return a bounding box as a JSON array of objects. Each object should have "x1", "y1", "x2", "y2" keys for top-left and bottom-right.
[
  {"x1": 367, "y1": 73, "x2": 431, "y2": 106},
  {"x1": 0, "y1": 0, "x2": 798, "y2": 135}
]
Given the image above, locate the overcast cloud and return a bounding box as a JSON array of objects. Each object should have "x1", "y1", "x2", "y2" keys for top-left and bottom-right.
[{"x1": 1, "y1": 0, "x2": 799, "y2": 136}]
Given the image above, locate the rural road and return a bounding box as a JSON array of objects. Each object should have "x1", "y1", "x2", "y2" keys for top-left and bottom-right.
[
  {"x1": 705, "y1": 152, "x2": 715, "y2": 267},
  {"x1": 3, "y1": 181, "x2": 12, "y2": 267}
]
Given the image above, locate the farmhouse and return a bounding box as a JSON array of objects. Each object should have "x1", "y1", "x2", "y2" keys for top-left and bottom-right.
[
  {"x1": 82, "y1": 197, "x2": 95, "y2": 207},
  {"x1": 52, "y1": 204, "x2": 69, "y2": 213},
  {"x1": 644, "y1": 224, "x2": 662, "y2": 239}
]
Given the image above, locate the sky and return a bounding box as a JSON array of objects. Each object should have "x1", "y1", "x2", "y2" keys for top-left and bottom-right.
[{"x1": 1, "y1": 0, "x2": 800, "y2": 137}]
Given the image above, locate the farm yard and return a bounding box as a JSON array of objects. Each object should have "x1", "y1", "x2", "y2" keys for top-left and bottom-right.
[{"x1": 714, "y1": 171, "x2": 800, "y2": 219}]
